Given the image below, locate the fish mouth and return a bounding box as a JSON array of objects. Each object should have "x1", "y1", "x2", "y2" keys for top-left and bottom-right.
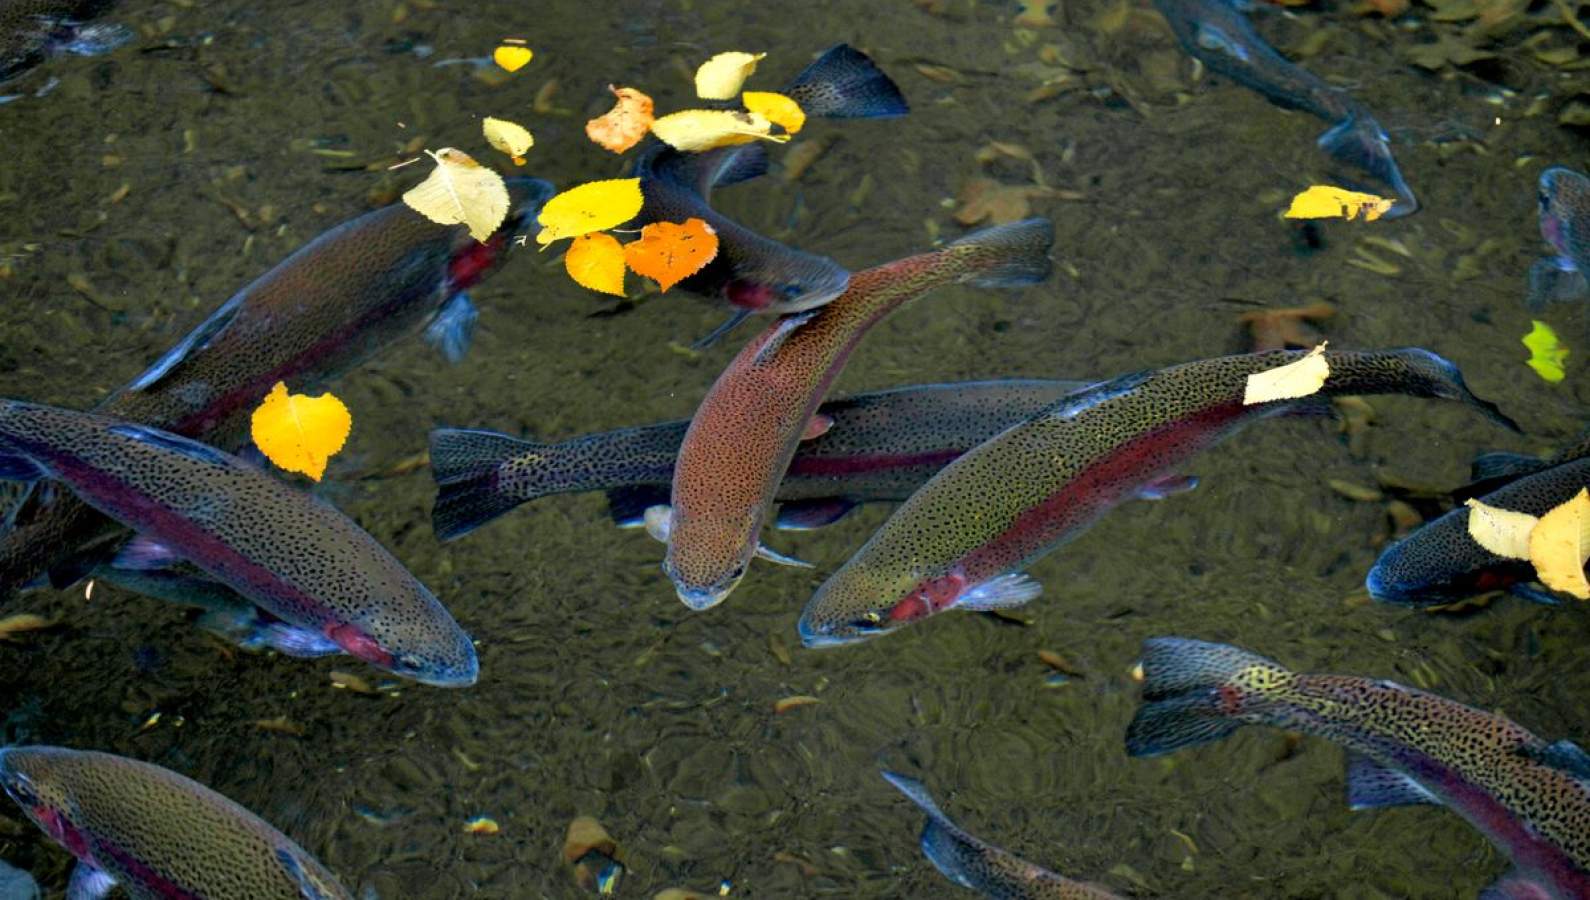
[
  {"x1": 388, "y1": 642, "x2": 479, "y2": 688},
  {"x1": 796, "y1": 618, "x2": 878, "y2": 649},
  {"x1": 673, "y1": 583, "x2": 734, "y2": 612}
]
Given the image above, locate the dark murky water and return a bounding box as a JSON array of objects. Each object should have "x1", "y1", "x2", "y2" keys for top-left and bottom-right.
[{"x1": 0, "y1": 0, "x2": 1587, "y2": 897}]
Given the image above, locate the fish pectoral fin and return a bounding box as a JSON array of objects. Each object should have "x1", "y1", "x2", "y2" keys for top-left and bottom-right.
[
  {"x1": 774, "y1": 497, "x2": 858, "y2": 530},
  {"x1": 1478, "y1": 869, "x2": 1555, "y2": 900},
  {"x1": 1468, "y1": 451, "x2": 1548, "y2": 486},
  {"x1": 799, "y1": 413, "x2": 834, "y2": 441},
  {"x1": 109, "y1": 534, "x2": 188, "y2": 571},
  {"x1": 1506, "y1": 584, "x2": 1566, "y2": 607},
  {"x1": 755, "y1": 541, "x2": 812, "y2": 568},
  {"x1": 0, "y1": 448, "x2": 46, "y2": 482},
  {"x1": 424, "y1": 291, "x2": 479, "y2": 364},
  {"x1": 66, "y1": 862, "x2": 117, "y2": 900},
  {"x1": 955, "y1": 573, "x2": 1042, "y2": 611},
  {"x1": 751, "y1": 310, "x2": 817, "y2": 366},
  {"x1": 690, "y1": 307, "x2": 752, "y2": 351},
  {"x1": 642, "y1": 505, "x2": 673, "y2": 544},
  {"x1": 126, "y1": 295, "x2": 243, "y2": 392},
  {"x1": 1522, "y1": 738, "x2": 1590, "y2": 782},
  {"x1": 1345, "y1": 752, "x2": 1439, "y2": 810},
  {"x1": 1525, "y1": 256, "x2": 1590, "y2": 311},
  {"x1": 1137, "y1": 474, "x2": 1199, "y2": 501}
]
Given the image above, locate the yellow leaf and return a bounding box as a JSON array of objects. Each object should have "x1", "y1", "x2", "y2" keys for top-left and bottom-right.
[
  {"x1": 250, "y1": 381, "x2": 351, "y2": 482},
  {"x1": 1463, "y1": 498, "x2": 1538, "y2": 559},
  {"x1": 1523, "y1": 319, "x2": 1568, "y2": 382},
  {"x1": 535, "y1": 178, "x2": 644, "y2": 246},
  {"x1": 585, "y1": 85, "x2": 654, "y2": 154},
  {"x1": 1242, "y1": 343, "x2": 1331, "y2": 405},
  {"x1": 650, "y1": 109, "x2": 790, "y2": 153},
  {"x1": 482, "y1": 117, "x2": 533, "y2": 166},
  {"x1": 742, "y1": 91, "x2": 806, "y2": 134},
  {"x1": 695, "y1": 51, "x2": 766, "y2": 100},
  {"x1": 565, "y1": 232, "x2": 627, "y2": 296},
  {"x1": 492, "y1": 45, "x2": 532, "y2": 72},
  {"x1": 1283, "y1": 185, "x2": 1394, "y2": 222},
  {"x1": 1528, "y1": 488, "x2": 1590, "y2": 599},
  {"x1": 401, "y1": 148, "x2": 510, "y2": 244},
  {"x1": 623, "y1": 218, "x2": 720, "y2": 292}
]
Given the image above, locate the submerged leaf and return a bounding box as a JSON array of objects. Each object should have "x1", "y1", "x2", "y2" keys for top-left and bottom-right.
[
  {"x1": 401, "y1": 148, "x2": 511, "y2": 243},
  {"x1": 623, "y1": 218, "x2": 720, "y2": 291},
  {"x1": 695, "y1": 51, "x2": 766, "y2": 99},
  {"x1": 650, "y1": 109, "x2": 789, "y2": 152},
  {"x1": 250, "y1": 381, "x2": 352, "y2": 482},
  {"x1": 493, "y1": 45, "x2": 532, "y2": 72},
  {"x1": 585, "y1": 85, "x2": 655, "y2": 154},
  {"x1": 1464, "y1": 498, "x2": 1538, "y2": 559},
  {"x1": 1242, "y1": 344, "x2": 1331, "y2": 404},
  {"x1": 1523, "y1": 319, "x2": 1569, "y2": 382},
  {"x1": 535, "y1": 178, "x2": 644, "y2": 245},
  {"x1": 482, "y1": 117, "x2": 534, "y2": 166},
  {"x1": 1529, "y1": 488, "x2": 1590, "y2": 599},
  {"x1": 565, "y1": 232, "x2": 627, "y2": 296},
  {"x1": 1284, "y1": 185, "x2": 1394, "y2": 222},
  {"x1": 742, "y1": 91, "x2": 806, "y2": 134}
]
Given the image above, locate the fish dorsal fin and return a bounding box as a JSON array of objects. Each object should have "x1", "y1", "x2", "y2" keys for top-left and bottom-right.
[
  {"x1": 108, "y1": 424, "x2": 233, "y2": 467},
  {"x1": 1526, "y1": 739, "x2": 1590, "y2": 781},
  {"x1": 1344, "y1": 752, "x2": 1439, "y2": 810},
  {"x1": 276, "y1": 848, "x2": 339, "y2": 900},
  {"x1": 1042, "y1": 370, "x2": 1151, "y2": 422},
  {"x1": 651, "y1": 144, "x2": 769, "y2": 200},
  {"x1": 126, "y1": 295, "x2": 243, "y2": 392}
]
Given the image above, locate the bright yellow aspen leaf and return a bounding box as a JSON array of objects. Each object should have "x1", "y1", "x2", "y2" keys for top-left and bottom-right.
[
  {"x1": 650, "y1": 109, "x2": 790, "y2": 152},
  {"x1": 1464, "y1": 498, "x2": 1539, "y2": 559},
  {"x1": 535, "y1": 178, "x2": 643, "y2": 246},
  {"x1": 1284, "y1": 185, "x2": 1394, "y2": 222},
  {"x1": 623, "y1": 218, "x2": 720, "y2": 291},
  {"x1": 1523, "y1": 319, "x2": 1569, "y2": 382},
  {"x1": 482, "y1": 117, "x2": 534, "y2": 166},
  {"x1": 1242, "y1": 343, "x2": 1331, "y2": 405},
  {"x1": 1528, "y1": 488, "x2": 1590, "y2": 599},
  {"x1": 401, "y1": 148, "x2": 510, "y2": 243},
  {"x1": 742, "y1": 91, "x2": 806, "y2": 134},
  {"x1": 565, "y1": 232, "x2": 627, "y2": 296},
  {"x1": 695, "y1": 51, "x2": 766, "y2": 99},
  {"x1": 250, "y1": 381, "x2": 351, "y2": 482},
  {"x1": 492, "y1": 45, "x2": 532, "y2": 72},
  {"x1": 585, "y1": 85, "x2": 654, "y2": 154}
]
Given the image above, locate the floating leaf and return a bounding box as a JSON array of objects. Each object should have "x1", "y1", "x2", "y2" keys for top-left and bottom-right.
[
  {"x1": 565, "y1": 232, "x2": 627, "y2": 296},
  {"x1": 401, "y1": 148, "x2": 510, "y2": 243},
  {"x1": 650, "y1": 109, "x2": 789, "y2": 152},
  {"x1": 585, "y1": 85, "x2": 654, "y2": 154},
  {"x1": 482, "y1": 117, "x2": 534, "y2": 166},
  {"x1": 492, "y1": 44, "x2": 532, "y2": 72},
  {"x1": 742, "y1": 91, "x2": 805, "y2": 134},
  {"x1": 464, "y1": 816, "x2": 501, "y2": 835},
  {"x1": 695, "y1": 51, "x2": 766, "y2": 99},
  {"x1": 1284, "y1": 185, "x2": 1394, "y2": 222},
  {"x1": 1464, "y1": 498, "x2": 1539, "y2": 559},
  {"x1": 1529, "y1": 488, "x2": 1590, "y2": 599},
  {"x1": 1523, "y1": 319, "x2": 1569, "y2": 382},
  {"x1": 623, "y1": 218, "x2": 720, "y2": 291},
  {"x1": 535, "y1": 178, "x2": 644, "y2": 246},
  {"x1": 250, "y1": 381, "x2": 351, "y2": 482},
  {"x1": 1242, "y1": 343, "x2": 1331, "y2": 404}
]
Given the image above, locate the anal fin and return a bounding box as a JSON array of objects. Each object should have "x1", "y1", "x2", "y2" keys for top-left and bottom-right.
[{"x1": 66, "y1": 862, "x2": 117, "y2": 900}]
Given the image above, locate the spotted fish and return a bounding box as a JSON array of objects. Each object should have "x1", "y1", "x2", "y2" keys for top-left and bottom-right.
[
  {"x1": 0, "y1": 745, "x2": 351, "y2": 899},
  {"x1": 427, "y1": 378, "x2": 1091, "y2": 540},
  {"x1": 1154, "y1": 0, "x2": 1416, "y2": 216},
  {"x1": 0, "y1": 0, "x2": 127, "y2": 88},
  {"x1": 660, "y1": 217, "x2": 1055, "y2": 611},
  {"x1": 798, "y1": 348, "x2": 1517, "y2": 646},
  {"x1": 1526, "y1": 166, "x2": 1590, "y2": 309},
  {"x1": 0, "y1": 401, "x2": 478, "y2": 686},
  {"x1": 1125, "y1": 637, "x2": 1590, "y2": 899},
  {"x1": 881, "y1": 770, "x2": 1124, "y2": 899},
  {"x1": 0, "y1": 178, "x2": 555, "y2": 599}
]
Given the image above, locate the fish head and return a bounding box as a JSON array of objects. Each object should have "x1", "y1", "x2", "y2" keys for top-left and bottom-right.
[
  {"x1": 724, "y1": 253, "x2": 850, "y2": 316},
  {"x1": 660, "y1": 513, "x2": 754, "y2": 611},
  {"x1": 442, "y1": 177, "x2": 557, "y2": 293},
  {"x1": 1365, "y1": 532, "x2": 1529, "y2": 607},
  {"x1": 1537, "y1": 166, "x2": 1590, "y2": 263},
  {"x1": 797, "y1": 568, "x2": 934, "y2": 648},
  {"x1": 326, "y1": 615, "x2": 480, "y2": 689},
  {"x1": 0, "y1": 747, "x2": 89, "y2": 856}
]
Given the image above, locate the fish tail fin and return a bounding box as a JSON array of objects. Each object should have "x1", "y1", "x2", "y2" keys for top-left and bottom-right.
[
  {"x1": 1317, "y1": 113, "x2": 1418, "y2": 218},
  {"x1": 785, "y1": 44, "x2": 908, "y2": 119},
  {"x1": 947, "y1": 218, "x2": 1055, "y2": 288},
  {"x1": 1125, "y1": 637, "x2": 1292, "y2": 757},
  {"x1": 428, "y1": 428, "x2": 541, "y2": 540}
]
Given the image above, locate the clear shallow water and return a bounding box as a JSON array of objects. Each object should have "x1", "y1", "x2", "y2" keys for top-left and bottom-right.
[{"x1": 0, "y1": 0, "x2": 1586, "y2": 897}]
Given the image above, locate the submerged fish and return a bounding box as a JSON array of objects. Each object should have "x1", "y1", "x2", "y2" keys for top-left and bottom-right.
[
  {"x1": 428, "y1": 378, "x2": 1091, "y2": 540},
  {"x1": 1125, "y1": 637, "x2": 1590, "y2": 899},
  {"x1": 634, "y1": 44, "x2": 908, "y2": 338},
  {"x1": 0, "y1": 178, "x2": 554, "y2": 599},
  {"x1": 1526, "y1": 166, "x2": 1590, "y2": 309},
  {"x1": 881, "y1": 770, "x2": 1124, "y2": 899},
  {"x1": 0, "y1": 745, "x2": 351, "y2": 899},
  {"x1": 0, "y1": 0, "x2": 127, "y2": 87},
  {"x1": 1154, "y1": 0, "x2": 1417, "y2": 216},
  {"x1": 661, "y1": 218, "x2": 1056, "y2": 611},
  {"x1": 798, "y1": 348, "x2": 1517, "y2": 646},
  {"x1": 0, "y1": 401, "x2": 478, "y2": 686}
]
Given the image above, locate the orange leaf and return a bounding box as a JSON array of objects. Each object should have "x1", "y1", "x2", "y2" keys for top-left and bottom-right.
[
  {"x1": 585, "y1": 85, "x2": 655, "y2": 154},
  {"x1": 565, "y1": 232, "x2": 627, "y2": 295},
  {"x1": 623, "y1": 218, "x2": 720, "y2": 292}
]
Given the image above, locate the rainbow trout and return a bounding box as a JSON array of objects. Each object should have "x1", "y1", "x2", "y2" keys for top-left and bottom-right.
[
  {"x1": 798, "y1": 348, "x2": 1517, "y2": 646},
  {"x1": 0, "y1": 0, "x2": 127, "y2": 88},
  {"x1": 0, "y1": 178, "x2": 554, "y2": 598},
  {"x1": 658, "y1": 218, "x2": 1055, "y2": 611},
  {"x1": 881, "y1": 770, "x2": 1124, "y2": 899},
  {"x1": 0, "y1": 401, "x2": 477, "y2": 686},
  {"x1": 1126, "y1": 637, "x2": 1590, "y2": 899},
  {"x1": 1154, "y1": 0, "x2": 1417, "y2": 216},
  {"x1": 0, "y1": 745, "x2": 351, "y2": 899},
  {"x1": 1527, "y1": 166, "x2": 1590, "y2": 309},
  {"x1": 427, "y1": 378, "x2": 1091, "y2": 540}
]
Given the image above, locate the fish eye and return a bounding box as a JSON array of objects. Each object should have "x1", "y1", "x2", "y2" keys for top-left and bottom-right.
[{"x1": 848, "y1": 610, "x2": 885, "y2": 631}]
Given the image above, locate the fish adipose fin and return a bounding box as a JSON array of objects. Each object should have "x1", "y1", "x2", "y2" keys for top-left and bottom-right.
[
  {"x1": 949, "y1": 217, "x2": 1055, "y2": 288},
  {"x1": 66, "y1": 862, "x2": 117, "y2": 900},
  {"x1": 428, "y1": 428, "x2": 536, "y2": 540},
  {"x1": 1524, "y1": 257, "x2": 1589, "y2": 311},
  {"x1": 424, "y1": 292, "x2": 478, "y2": 364},
  {"x1": 956, "y1": 573, "x2": 1041, "y2": 611},
  {"x1": 126, "y1": 294, "x2": 243, "y2": 392},
  {"x1": 1317, "y1": 114, "x2": 1418, "y2": 218},
  {"x1": 1345, "y1": 752, "x2": 1439, "y2": 809},
  {"x1": 784, "y1": 44, "x2": 909, "y2": 119},
  {"x1": 775, "y1": 497, "x2": 858, "y2": 530},
  {"x1": 1125, "y1": 637, "x2": 1287, "y2": 757}
]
